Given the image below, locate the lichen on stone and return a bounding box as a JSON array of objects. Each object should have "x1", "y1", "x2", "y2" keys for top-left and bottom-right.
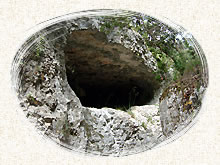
[{"x1": 11, "y1": 9, "x2": 208, "y2": 156}]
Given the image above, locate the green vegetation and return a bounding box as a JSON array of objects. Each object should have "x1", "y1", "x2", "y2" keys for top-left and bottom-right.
[
  {"x1": 147, "y1": 116, "x2": 154, "y2": 124},
  {"x1": 99, "y1": 16, "x2": 132, "y2": 34},
  {"x1": 127, "y1": 110, "x2": 135, "y2": 118},
  {"x1": 27, "y1": 94, "x2": 42, "y2": 106},
  {"x1": 141, "y1": 122, "x2": 147, "y2": 129},
  {"x1": 35, "y1": 36, "x2": 46, "y2": 58},
  {"x1": 61, "y1": 118, "x2": 72, "y2": 137},
  {"x1": 54, "y1": 114, "x2": 72, "y2": 140},
  {"x1": 106, "y1": 86, "x2": 139, "y2": 112},
  {"x1": 99, "y1": 15, "x2": 202, "y2": 83}
]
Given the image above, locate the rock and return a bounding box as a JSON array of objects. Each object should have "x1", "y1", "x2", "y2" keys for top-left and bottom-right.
[
  {"x1": 130, "y1": 105, "x2": 161, "y2": 134},
  {"x1": 11, "y1": 10, "x2": 208, "y2": 156},
  {"x1": 159, "y1": 78, "x2": 204, "y2": 137}
]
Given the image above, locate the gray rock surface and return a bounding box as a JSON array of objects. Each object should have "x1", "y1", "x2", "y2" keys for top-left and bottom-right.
[
  {"x1": 11, "y1": 10, "x2": 208, "y2": 156},
  {"x1": 160, "y1": 77, "x2": 204, "y2": 137}
]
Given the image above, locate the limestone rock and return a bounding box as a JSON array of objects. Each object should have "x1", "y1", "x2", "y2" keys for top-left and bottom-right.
[{"x1": 11, "y1": 9, "x2": 208, "y2": 156}]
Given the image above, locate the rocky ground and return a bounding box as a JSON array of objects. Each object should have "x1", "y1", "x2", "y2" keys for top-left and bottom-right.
[{"x1": 11, "y1": 10, "x2": 208, "y2": 156}]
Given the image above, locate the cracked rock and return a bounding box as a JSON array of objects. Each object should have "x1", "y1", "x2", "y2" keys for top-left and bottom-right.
[{"x1": 11, "y1": 9, "x2": 208, "y2": 156}]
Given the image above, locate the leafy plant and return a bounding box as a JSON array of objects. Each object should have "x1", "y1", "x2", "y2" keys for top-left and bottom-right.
[
  {"x1": 127, "y1": 110, "x2": 135, "y2": 118},
  {"x1": 147, "y1": 116, "x2": 154, "y2": 124},
  {"x1": 141, "y1": 122, "x2": 147, "y2": 129},
  {"x1": 99, "y1": 15, "x2": 202, "y2": 85},
  {"x1": 35, "y1": 36, "x2": 46, "y2": 57},
  {"x1": 27, "y1": 94, "x2": 42, "y2": 106}
]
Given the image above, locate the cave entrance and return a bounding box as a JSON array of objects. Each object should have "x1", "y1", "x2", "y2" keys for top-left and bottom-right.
[{"x1": 64, "y1": 29, "x2": 158, "y2": 110}]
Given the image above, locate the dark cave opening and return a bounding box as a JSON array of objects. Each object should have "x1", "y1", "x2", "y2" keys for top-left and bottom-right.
[
  {"x1": 66, "y1": 70, "x2": 154, "y2": 110},
  {"x1": 64, "y1": 29, "x2": 158, "y2": 110}
]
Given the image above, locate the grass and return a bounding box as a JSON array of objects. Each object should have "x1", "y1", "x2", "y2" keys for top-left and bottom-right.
[
  {"x1": 35, "y1": 36, "x2": 46, "y2": 57},
  {"x1": 127, "y1": 110, "x2": 135, "y2": 118},
  {"x1": 147, "y1": 116, "x2": 154, "y2": 124},
  {"x1": 27, "y1": 94, "x2": 42, "y2": 106},
  {"x1": 141, "y1": 122, "x2": 147, "y2": 129},
  {"x1": 99, "y1": 15, "x2": 201, "y2": 84},
  {"x1": 107, "y1": 86, "x2": 139, "y2": 116}
]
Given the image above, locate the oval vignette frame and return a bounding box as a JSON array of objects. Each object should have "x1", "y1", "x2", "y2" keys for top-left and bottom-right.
[{"x1": 11, "y1": 9, "x2": 209, "y2": 156}]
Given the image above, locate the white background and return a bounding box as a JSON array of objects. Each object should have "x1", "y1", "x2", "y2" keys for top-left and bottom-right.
[{"x1": 0, "y1": 0, "x2": 219, "y2": 164}]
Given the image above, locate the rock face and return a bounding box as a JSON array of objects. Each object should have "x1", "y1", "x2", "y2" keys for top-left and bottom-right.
[
  {"x1": 11, "y1": 10, "x2": 208, "y2": 156},
  {"x1": 159, "y1": 76, "x2": 204, "y2": 136},
  {"x1": 16, "y1": 41, "x2": 163, "y2": 156},
  {"x1": 64, "y1": 29, "x2": 159, "y2": 109}
]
